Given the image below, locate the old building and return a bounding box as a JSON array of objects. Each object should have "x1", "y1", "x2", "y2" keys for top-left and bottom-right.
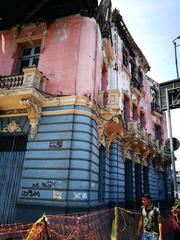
[
  {"x1": 98, "y1": 8, "x2": 172, "y2": 209},
  {"x1": 0, "y1": 0, "x2": 172, "y2": 224}
]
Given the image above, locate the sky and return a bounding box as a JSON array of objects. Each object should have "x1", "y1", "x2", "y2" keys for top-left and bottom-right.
[{"x1": 111, "y1": 0, "x2": 180, "y2": 170}]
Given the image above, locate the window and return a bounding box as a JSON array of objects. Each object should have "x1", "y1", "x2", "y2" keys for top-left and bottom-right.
[
  {"x1": 132, "y1": 104, "x2": 138, "y2": 121},
  {"x1": 124, "y1": 95, "x2": 130, "y2": 122},
  {"x1": 138, "y1": 68, "x2": 143, "y2": 85},
  {"x1": 154, "y1": 124, "x2": 162, "y2": 142},
  {"x1": 122, "y1": 47, "x2": 129, "y2": 68},
  {"x1": 18, "y1": 45, "x2": 40, "y2": 73},
  {"x1": 135, "y1": 163, "x2": 142, "y2": 209},
  {"x1": 140, "y1": 111, "x2": 145, "y2": 128},
  {"x1": 130, "y1": 58, "x2": 136, "y2": 77},
  {"x1": 102, "y1": 63, "x2": 108, "y2": 91},
  {"x1": 125, "y1": 160, "x2": 133, "y2": 209},
  {"x1": 151, "y1": 86, "x2": 161, "y2": 113}
]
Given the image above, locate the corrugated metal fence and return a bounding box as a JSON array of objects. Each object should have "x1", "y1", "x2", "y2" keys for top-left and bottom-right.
[{"x1": 0, "y1": 134, "x2": 27, "y2": 224}]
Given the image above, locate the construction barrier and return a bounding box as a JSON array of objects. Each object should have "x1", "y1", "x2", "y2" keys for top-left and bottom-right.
[
  {"x1": 0, "y1": 208, "x2": 179, "y2": 240},
  {"x1": 0, "y1": 223, "x2": 31, "y2": 240}
]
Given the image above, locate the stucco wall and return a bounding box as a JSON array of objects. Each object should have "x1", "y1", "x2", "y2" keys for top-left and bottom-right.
[
  {"x1": 0, "y1": 31, "x2": 14, "y2": 75},
  {"x1": 108, "y1": 25, "x2": 168, "y2": 142},
  {"x1": 0, "y1": 15, "x2": 102, "y2": 101}
]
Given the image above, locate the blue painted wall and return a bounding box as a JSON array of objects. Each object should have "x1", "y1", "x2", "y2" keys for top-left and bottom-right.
[
  {"x1": 109, "y1": 143, "x2": 125, "y2": 203},
  {"x1": 149, "y1": 165, "x2": 161, "y2": 201},
  {"x1": 16, "y1": 105, "x2": 99, "y2": 221},
  {"x1": 0, "y1": 110, "x2": 172, "y2": 223}
]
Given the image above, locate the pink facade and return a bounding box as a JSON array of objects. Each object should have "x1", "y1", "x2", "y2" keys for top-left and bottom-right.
[
  {"x1": 141, "y1": 77, "x2": 168, "y2": 144},
  {"x1": 0, "y1": 14, "x2": 102, "y2": 100},
  {"x1": 0, "y1": 12, "x2": 168, "y2": 143},
  {"x1": 0, "y1": 31, "x2": 14, "y2": 75}
]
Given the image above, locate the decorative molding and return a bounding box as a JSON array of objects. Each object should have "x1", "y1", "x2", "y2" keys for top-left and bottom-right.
[
  {"x1": 42, "y1": 109, "x2": 97, "y2": 122},
  {"x1": 130, "y1": 85, "x2": 144, "y2": 102},
  {"x1": 2, "y1": 120, "x2": 22, "y2": 133},
  {"x1": 97, "y1": 108, "x2": 124, "y2": 150},
  {"x1": 0, "y1": 113, "x2": 27, "y2": 118},
  {"x1": 102, "y1": 38, "x2": 114, "y2": 67},
  {"x1": 122, "y1": 120, "x2": 168, "y2": 168},
  {"x1": 11, "y1": 21, "x2": 47, "y2": 57},
  {"x1": 0, "y1": 109, "x2": 27, "y2": 115},
  {"x1": 44, "y1": 95, "x2": 97, "y2": 111},
  {"x1": 20, "y1": 98, "x2": 41, "y2": 137}
]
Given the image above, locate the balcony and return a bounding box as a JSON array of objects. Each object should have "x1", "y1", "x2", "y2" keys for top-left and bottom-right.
[
  {"x1": 122, "y1": 120, "x2": 163, "y2": 164},
  {"x1": 130, "y1": 76, "x2": 143, "y2": 91},
  {"x1": 126, "y1": 120, "x2": 160, "y2": 149},
  {"x1": 0, "y1": 66, "x2": 48, "y2": 110},
  {"x1": 0, "y1": 66, "x2": 49, "y2": 137},
  {"x1": 98, "y1": 89, "x2": 120, "y2": 110},
  {"x1": 151, "y1": 102, "x2": 162, "y2": 115},
  {"x1": 101, "y1": 21, "x2": 114, "y2": 67},
  {"x1": 101, "y1": 21, "x2": 112, "y2": 43}
]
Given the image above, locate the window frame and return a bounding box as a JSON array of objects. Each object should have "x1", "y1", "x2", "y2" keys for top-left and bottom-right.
[
  {"x1": 122, "y1": 46, "x2": 129, "y2": 69},
  {"x1": 154, "y1": 123, "x2": 162, "y2": 143},
  {"x1": 17, "y1": 45, "x2": 41, "y2": 73}
]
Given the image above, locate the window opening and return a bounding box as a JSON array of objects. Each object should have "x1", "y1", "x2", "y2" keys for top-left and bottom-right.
[{"x1": 18, "y1": 45, "x2": 40, "y2": 73}]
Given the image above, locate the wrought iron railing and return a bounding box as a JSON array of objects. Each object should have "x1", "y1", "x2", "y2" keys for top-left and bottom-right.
[
  {"x1": 101, "y1": 20, "x2": 112, "y2": 44},
  {"x1": 126, "y1": 120, "x2": 161, "y2": 151},
  {"x1": 151, "y1": 102, "x2": 162, "y2": 114},
  {"x1": 130, "y1": 76, "x2": 143, "y2": 91}
]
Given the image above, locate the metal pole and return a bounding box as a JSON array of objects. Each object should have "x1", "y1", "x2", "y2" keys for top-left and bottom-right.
[
  {"x1": 173, "y1": 41, "x2": 179, "y2": 79},
  {"x1": 165, "y1": 88, "x2": 177, "y2": 198}
]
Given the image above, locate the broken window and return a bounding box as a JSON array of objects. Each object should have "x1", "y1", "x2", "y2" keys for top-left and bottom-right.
[
  {"x1": 140, "y1": 111, "x2": 145, "y2": 128},
  {"x1": 154, "y1": 124, "x2": 162, "y2": 143},
  {"x1": 124, "y1": 95, "x2": 130, "y2": 122},
  {"x1": 130, "y1": 66, "x2": 143, "y2": 91},
  {"x1": 138, "y1": 68, "x2": 143, "y2": 85},
  {"x1": 151, "y1": 86, "x2": 161, "y2": 113},
  {"x1": 122, "y1": 47, "x2": 129, "y2": 68},
  {"x1": 130, "y1": 57, "x2": 136, "y2": 77},
  {"x1": 132, "y1": 104, "x2": 138, "y2": 121}
]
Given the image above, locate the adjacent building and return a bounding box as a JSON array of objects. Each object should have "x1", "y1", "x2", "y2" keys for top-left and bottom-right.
[
  {"x1": 177, "y1": 171, "x2": 180, "y2": 198},
  {"x1": 0, "y1": 0, "x2": 172, "y2": 224}
]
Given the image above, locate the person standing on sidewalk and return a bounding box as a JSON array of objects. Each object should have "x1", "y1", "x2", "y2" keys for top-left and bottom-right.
[{"x1": 137, "y1": 194, "x2": 162, "y2": 240}]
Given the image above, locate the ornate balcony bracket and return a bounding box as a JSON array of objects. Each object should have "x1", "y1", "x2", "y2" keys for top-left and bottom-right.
[
  {"x1": 20, "y1": 98, "x2": 41, "y2": 138},
  {"x1": 97, "y1": 108, "x2": 124, "y2": 150},
  {"x1": 123, "y1": 140, "x2": 161, "y2": 167}
]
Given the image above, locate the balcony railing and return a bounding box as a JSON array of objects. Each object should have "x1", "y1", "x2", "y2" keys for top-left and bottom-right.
[
  {"x1": 126, "y1": 120, "x2": 161, "y2": 151},
  {"x1": 98, "y1": 89, "x2": 120, "y2": 109},
  {"x1": 0, "y1": 66, "x2": 48, "y2": 91},
  {"x1": 130, "y1": 76, "x2": 143, "y2": 91},
  {"x1": 0, "y1": 74, "x2": 24, "y2": 89},
  {"x1": 101, "y1": 20, "x2": 112, "y2": 43},
  {"x1": 151, "y1": 102, "x2": 162, "y2": 114}
]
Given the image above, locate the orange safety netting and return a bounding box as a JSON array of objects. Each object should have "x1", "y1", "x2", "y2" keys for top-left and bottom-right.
[
  {"x1": 0, "y1": 208, "x2": 179, "y2": 240},
  {"x1": 46, "y1": 208, "x2": 114, "y2": 240},
  {"x1": 0, "y1": 223, "x2": 31, "y2": 239}
]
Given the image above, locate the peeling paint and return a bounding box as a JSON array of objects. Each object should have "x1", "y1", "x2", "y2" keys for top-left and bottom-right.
[{"x1": 54, "y1": 28, "x2": 68, "y2": 43}]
